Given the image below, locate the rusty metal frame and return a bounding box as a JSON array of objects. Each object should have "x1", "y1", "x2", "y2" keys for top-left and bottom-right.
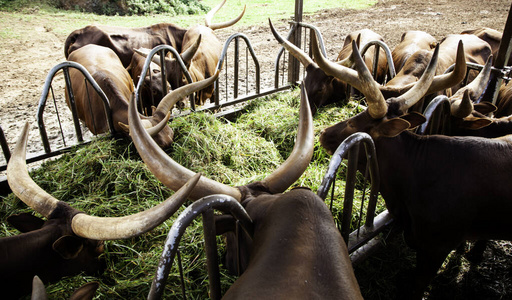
[
  {"x1": 148, "y1": 194, "x2": 253, "y2": 300},
  {"x1": 317, "y1": 132, "x2": 393, "y2": 264}
]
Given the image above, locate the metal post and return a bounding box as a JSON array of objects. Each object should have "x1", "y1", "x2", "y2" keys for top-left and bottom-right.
[
  {"x1": 287, "y1": 0, "x2": 303, "y2": 84},
  {"x1": 202, "y1": 209, "x2": 221, "y2": 300},
  {"x1": 483, "y1": 1, "x2": 512, "y2": 105}
]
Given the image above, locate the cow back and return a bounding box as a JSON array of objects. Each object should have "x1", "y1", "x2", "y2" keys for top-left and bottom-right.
[
  {"x1": 223, "y1": 188, "x2": 363, "y2": 299},
  {"x1": 67, "y1": 44, "x2": 134, "y2": 134}
]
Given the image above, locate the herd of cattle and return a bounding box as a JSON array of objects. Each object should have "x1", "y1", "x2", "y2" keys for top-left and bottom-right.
[{"x1": 2, "y1": 0, "x2": 512, "y2": 298}]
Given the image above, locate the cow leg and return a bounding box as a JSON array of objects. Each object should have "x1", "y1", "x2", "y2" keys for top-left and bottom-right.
[{"x1": 412, "y1": 248, "x2": 450, "y2": 300}]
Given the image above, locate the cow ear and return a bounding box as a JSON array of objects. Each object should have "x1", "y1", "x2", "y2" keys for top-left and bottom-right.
[
  {"x1": 376, "y1": 118, "x2": 411, "y2": 137},
  {"x1": 7, "y1": 213, "x2": 45, "y2": 233},
  {"x1": 399, "y1": 111, "x2": 426, "y2": 129},
  {"x1": 53, "y1": 236, "x2": 84, "y2": 259},
  {"x1": 69, "y1": 282, "x2": 99, "y2": 300},
  {"x1": 460, "y1": 116, "x2": 493, "y2": 130},
  {"x1": 474, "y1": 101, "x2": 497, "y2": 115}
]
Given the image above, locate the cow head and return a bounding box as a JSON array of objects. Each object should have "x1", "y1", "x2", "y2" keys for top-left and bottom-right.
[
  {"x1": 135, "y1": 34, "x2": 202, "y2": 103},
  {"x1": 4, "y1": 123, "x2": 200, "y2": 295},
  {"x1": 317, "y1": 41, "x2": 445, "y2": 154},
  {"x1": 127, "y1": 52, "x2": 168, "y2": 115},
  {"x1": 269, "y1": 20, "x2": 349, "y2": 115},
  {"x1": 64, "y1": 26, "x2": 120, "y2": 61}
]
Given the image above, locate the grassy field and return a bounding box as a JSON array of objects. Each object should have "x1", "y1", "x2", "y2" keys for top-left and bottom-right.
[{"x1": 0, "y1": 0, "x2": 376, "y2": 37}]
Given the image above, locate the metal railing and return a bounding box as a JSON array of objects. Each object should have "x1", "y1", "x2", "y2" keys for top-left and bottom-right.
[
  {"x1": 147, "y1": 194, "x2": 253, "y2": 300},
  {"x1": 317, "y1": 132, "x2": 393, "y2": 265}
]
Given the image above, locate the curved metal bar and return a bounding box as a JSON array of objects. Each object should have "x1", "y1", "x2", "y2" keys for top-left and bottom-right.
[
  {"x1": 297, "y1": 22, "x2": 327, "y2": 57},
  {"x1": 317, "y1": 132, "x2": 381, "y2": 245},
  {"x1": 416, "y1": 95, "x2": 451, "y2": 135},
  {"x1": 134, "y1": 45, "x2": 194, "y2": 112},
  {"x1": 360, "y1": 40, "x2": 396, "y2": 80},
  {"x1": 37, "y1": 61, "x2": 113, "y2": 153},
  {"x1": 148, "y1": 194, "x2": 253, "y2": 300},
  {"x1": 273, "y1": 22, "x2": 327, "y2": 88},
  {"x1": 215, "y1": 33, "x2": 261, "y2": 104}
]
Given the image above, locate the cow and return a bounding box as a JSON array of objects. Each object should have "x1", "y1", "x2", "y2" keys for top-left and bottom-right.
[
  {"x1": 126, "y1": 51, "x2": 169, "y2": 115},
  {"x1": 336, "y1": 28, "x2": 389, "y2": 84},
  {"x1": 66, "y1": 44, "x2": 177, "y2": 148},
  {"x1": 391, "y1": 30, "x2": 437, "y2": 73},
  {"x1": 495, "y1": 82, "x2": 512, "y2": 117},
  {"x1": 462, "y1": 27, "x2": 512, "y2": 66},
  {"x1": 315, "y1": 38, "x2": 512, "y2": 299},
  {"x1": 1, "y1": 121, "x2": 200, "y2": 299},
  {"x1": 64, "y1": 22, "x2": 187, "y2": 68},
  {"x1": 31, "y1": 275, "x2": 99, "y2": 300},
  {"x1": 269, "y1": 20, "x2": 389, "y2": 115},
  {"x1": 128, "y1": 81, "x2": 363, "y2": 299},
  {"x1": 379, "y1": 33, "x2": 487, "y2": 110},
  {"x1": 136, "y1": 0, "x2": 246, "y2": 106}
]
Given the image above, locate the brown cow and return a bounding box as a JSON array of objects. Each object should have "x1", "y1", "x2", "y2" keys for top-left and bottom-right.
[
  {"x1": 128, "y1": 83, "x2": 363, "y2": 299},
  {"x1": 269, "y1": 20, "x2": 388, "y2": 114},
  {"x1": 462, "y1": 27, "x2": 512, "y2": 66},
  {"x1": 138, "y1": 0, "x2": 246, "y2": 106},
  {"x1": 391, "y1": 30, "x2": 437, "y2": 73},
  {"x1": 380, "y1": 33, "x2": 486, "y2": 105},
  {"x1": 64, "y1": 22, "x2": 187, "y2": 68},
  {"x1": 336, "y1": 28, "x2": 389, "y2": 84},
  {"x1": 1, "y1": 121, "x2": 200, "y2": 299},
  {"x1": 316, "y1": 39, "x2": 512, "y2": 299},
  {"x1": 66, "y1": 44, "x2": 176, "y2": 148}
]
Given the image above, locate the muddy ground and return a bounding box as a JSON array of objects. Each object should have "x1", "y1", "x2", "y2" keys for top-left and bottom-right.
[{"x1": 0, "y1": 0, "x2": 511, "y2": 298}]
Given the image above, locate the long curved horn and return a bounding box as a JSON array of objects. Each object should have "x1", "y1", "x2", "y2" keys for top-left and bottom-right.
[
  {"x1": 152, "y1": 71, "x2": 220, "y2": 120},
  {"x1": 180, "y1": 34, "x2": 202, "y2": 66},
  {"x1": 450, "y1": 55, "x2": 492, "y2": 117},
  {"x1": 269, "y1": 19, "x2": 314, "y2": 68},
  {"x1": 71, "y1": 173, "x2": 200, "y2": 240},
  {"x1": 7, "y1": 122, "x2": 199, "y2": 240},
  {"x1": 380, "y1": 41, "x2": 466, "y2": 97},
  {"x1": 393, "y1": 43, "x2": 440, "y2": 111},
  {"x1": 129, "y1": 74, "x2": 242, "y2": 201},
  {"x1": 425, "y1": 40, "x2": 467, "y2": 94},
  {"x1": 7, "y1": 122, "x2": 59, "y2": 218},
  {"x1": 206, "y1": 0, "x2": 246, "y2": 31},
  {"x1": 261, "y1": 83, "x2": 314, "y2": 193},
  {"x1": 129, "y1": 74, "x2": 313, "y2": 199}
]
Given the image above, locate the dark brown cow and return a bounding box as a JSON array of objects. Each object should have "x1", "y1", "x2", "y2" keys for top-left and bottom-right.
[
  {"x1": 138, "y1": 0, "x2": 246, "y2": 106},
  {"x1": 270, "y1": 20, "x2": 392, "y2": 115},
  {"x1": 1, "y1": 122, "x2": 199, "y2": 299},
  {"x1": 316, "y1": 40, "x2": 512, "y2": 299},
  {"x1": 64, "y1": 22, "x2": 187, "y2": 68},
  {"x1": 128, "y1": 83, "x2": 363, "y2": 299},
  {"x1": 66, "y1": 44, "x2": 176, "y2": 148},
  {"x1": 391, "y1": 30, "x2": 437, "y2": 73}
]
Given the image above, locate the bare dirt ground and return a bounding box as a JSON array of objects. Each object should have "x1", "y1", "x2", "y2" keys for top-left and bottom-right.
[{"x1": 0, "y1": 0, "x2": 511, "y2": 298}]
